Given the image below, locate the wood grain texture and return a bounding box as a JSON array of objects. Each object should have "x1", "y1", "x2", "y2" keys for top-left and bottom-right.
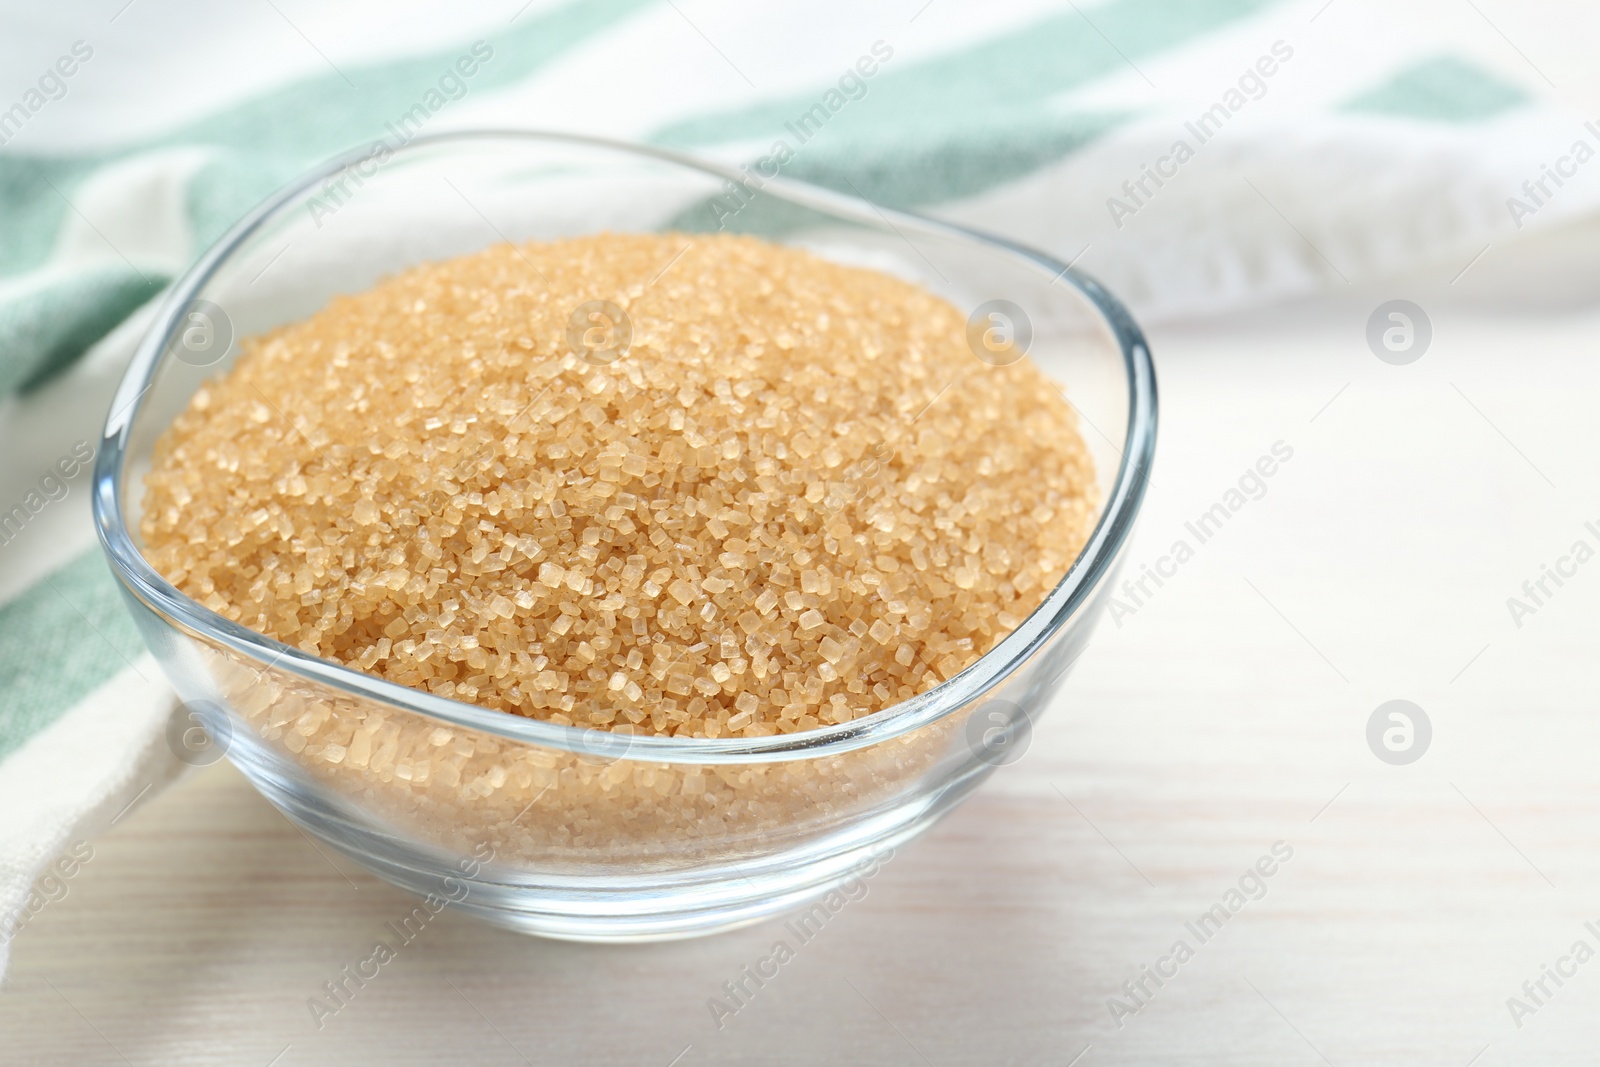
[{"x1": 5, "y1": 295, "x2": 1600, "y2": 1066}]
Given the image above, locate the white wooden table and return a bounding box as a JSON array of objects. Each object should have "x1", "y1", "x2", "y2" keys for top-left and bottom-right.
[{"x1": 6, "y1": 281, "x2": 1600, "y2": 1065}]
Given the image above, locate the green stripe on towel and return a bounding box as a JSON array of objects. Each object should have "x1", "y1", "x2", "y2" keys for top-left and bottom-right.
[
  {"x1": 0, "y1": 266, "x2": 164, "y2": 396},
  {"x1": 655, "y1": 0, "x2": 1283, "y2": 216},
  {"x1": 1343, "y1": 56, "x2": 1530, "y2": 123},
  {"x1": 0, "y1": 550, "x2": 146, "y2": 762}
]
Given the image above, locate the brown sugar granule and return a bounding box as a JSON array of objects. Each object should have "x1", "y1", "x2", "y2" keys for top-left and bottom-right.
[{"x1": 141, "y1": 233, "x2": 1095, "y2": 740}]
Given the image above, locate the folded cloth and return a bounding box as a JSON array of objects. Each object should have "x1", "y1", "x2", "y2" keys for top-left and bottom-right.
[
  {"x1": 1, "y1": 0, "x2": 1594, "y2": 976},
  {"x1": 0, "y1": 303, "x2": 184, "y2": 977}
]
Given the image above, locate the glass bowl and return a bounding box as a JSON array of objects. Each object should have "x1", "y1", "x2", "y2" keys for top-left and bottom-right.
[{"x1": 92, "y1": 131, "x2": 1156, "y2": 941}]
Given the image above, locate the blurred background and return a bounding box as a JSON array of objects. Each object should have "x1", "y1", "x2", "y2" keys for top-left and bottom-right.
[{"x1": 3, "y1": 1, "x2": 1600, "y2": 1063}]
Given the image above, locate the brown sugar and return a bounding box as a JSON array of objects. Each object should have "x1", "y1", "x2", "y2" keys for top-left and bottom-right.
[{"x1": 141, "y1": 233, "x2": 1095, "y2": 741}]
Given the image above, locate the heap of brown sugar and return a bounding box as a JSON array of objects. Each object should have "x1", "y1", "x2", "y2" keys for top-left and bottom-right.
[{"x1": 141, "y1": 233, "x2": 1095, "y2": 739}]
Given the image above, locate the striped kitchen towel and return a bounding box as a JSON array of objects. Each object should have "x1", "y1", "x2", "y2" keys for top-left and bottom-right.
[{"x1": 1, "y1": 0, "x2": 1594, "y2": 973}]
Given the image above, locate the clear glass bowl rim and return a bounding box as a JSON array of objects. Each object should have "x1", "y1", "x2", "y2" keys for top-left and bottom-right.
[{"x1": 92, "y1": 129, "x2": 1157, "y2": 765}]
